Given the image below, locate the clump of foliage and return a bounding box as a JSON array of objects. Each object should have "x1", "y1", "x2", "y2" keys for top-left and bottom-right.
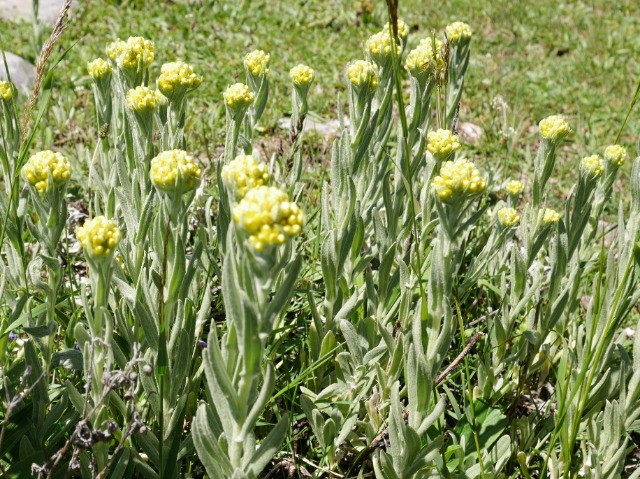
[{"x1": 1, "y1": 4, "x2": 639, "y2": 479}]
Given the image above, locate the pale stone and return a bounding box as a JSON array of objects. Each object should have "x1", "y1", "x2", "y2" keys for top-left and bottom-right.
[
  {"x1": 457, "y1": 121, "x2": 483, "y2": 145},
  {"x1": 0, "y1": 51, "x2": 36, "y2": 93},
  {"x1": 0, "y1": 0, "x2": 71, "y2": 25},
  {"x1": 278, "y1": 117, "x2": 350, "y2": 137}
]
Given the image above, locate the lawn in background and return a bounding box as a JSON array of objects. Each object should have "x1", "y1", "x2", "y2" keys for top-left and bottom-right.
[{"x1": 1, "y1": 0, "x2": 638, "y2": 199}]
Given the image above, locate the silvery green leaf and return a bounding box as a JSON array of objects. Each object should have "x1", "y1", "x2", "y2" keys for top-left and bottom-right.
[
  {"x1": 241, "y1": 362, "x2": 275, "y2": 437},
  {"x1": 246, "y1": 413, "x2": 289, "y2": 477},
  {"x1": 192, "y1": 404, "x2": 233, "y2": 478},
  {"x1": 203, "y1": 327, "x2": 239, "y2": 434},
  {"x1": 340, "y1": 319, "x2": 364, "y2": 364},
  {"x1": 51, "y1": 349, "x2": 83, "y2": 369},
  {"x1": 23, "y1": 321, "x2": 57, "y2": 338}
]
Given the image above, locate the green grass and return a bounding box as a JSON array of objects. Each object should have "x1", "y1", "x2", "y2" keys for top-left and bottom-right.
[{"x1": 1, "y1": 0, "x2": 639, "y2": 198}]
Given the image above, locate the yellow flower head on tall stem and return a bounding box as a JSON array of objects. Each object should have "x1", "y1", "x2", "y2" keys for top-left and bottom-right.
[
  {"x1": 126, "y1": 86, "x2": 162, "y2": 114},
  {"x1": 347, "y1": 60, "x2": 378, "y2": 92},
  {"x1": 406, "y1": 38, "x2": 445, "y2": 79},
  {"x1": 539, "y1": 115, "x2": 571, "y2": 142},
  {"x1": 427, "y1": 129, "x2": 461, "y2": 158},
  {"x1": 290, "y1": 64, "x2": 315, "y2": 87},
  {"x1": 157, "y1": 61, "x2": 202, "y2": 96},
  {"x1": 87, "y1": 58, "x2": 112, "y2": 80},
  {"x1": 506, "y1": 179, "x2": 525, "y2": 197},
  {"x1": 604, "y1": 144, "x2": 628, "y2": 168},
  {"x1": 224, "y1": 83, "x2": 254, "y2": 110},
  {"x1": 76, "y1": 216, "x2": 121, "y2": 258},
  {"x1": 0, "y1": 80, "x2": 14, "y2": 101},
  {"x1": 384, "y1": 19, "x2": 410, "y2": 40},
  {"x1": 445, "y1": 22, "x2": 472, "y2": 43},
  {"x1": 497, "y1": 207, "x2": 520, "y2": 227},
  {"x1": 110, "y1": 36, "x2": 155, "y2": 70},
  {"x1": 367, "y1": 30, "x2": 400, "y2": 64},
  {"x1": 23, "y1": 150, "x2": 72, "y2": 195},
  {"x1": 244, "y1": 50, "x2": 270, "y2": 77},
  {"x1": 222, "y1": 154, "x2": 269, "y2": 197},
  {"x1": 432, "y1": 159, "x2": 486, "y2": 203},
  {"x1": 232, "y1": 186, "x2": 304, "y2": 252},
  {"x1": 580, "y1": 155, "x2": 604, "y2": 179},
  {"x1": 150, "y1": 150, "x2": 202, "y2": 194},
  {"x1": 538, "y1": 208, "x2": 561, "y2": 227}
]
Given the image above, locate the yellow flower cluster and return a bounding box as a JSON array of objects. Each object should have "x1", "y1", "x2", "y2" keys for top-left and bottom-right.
[
  {"x1": 150, "y1": 150, "x2": 202, "y2": 193},
  {"x1": 405, "y1": 38, "x2": 445, "y2": 77},
  {"x1": 347, "y1": 60, "x2": 378, "y2": 91},
  {"x1": 290, "y1": 64, "x2": 315, "y2": 86},
  {"x1": 87, "y1": 58, "x2": 112, "y2": 79},
  {"x1": 233, "y1": 186, "x2": 304, "y2": 252},
  {"x1": 76, "y1": 216, "x2": 121, "y2": 258},
  {"x1": 506, "y1": 179, "x2": 525, "y2": 196},
  {"x1": 367, "y1": 30, "x2": 401, "y2": 62},
  {"x1": 221, "y1": 154, "x2": 269, "y2": 197},
  {"x1": 0, "y1": 81, "x2": 13, "y2": 101},
  {"x1": 157, "y1": 61, "x2": 202, "y2": 96},
  {"x1": 223, "y1": 83, "x2": 254, "y2": 110},
  {"x1": 23, "y1": 150, "x2": 71, "y2": 194},
  {"x1": 384, "y1": 19, "x2": 409, "y2": 39},
  {"x1": 539, "y1": 208, "x2": 561, "y2": 227},
  {"x1": 539, "y1": 115, "x2": 571, "y2": 142},
  {"x1": 604, "y1": 144, "x2": 628, "y2": 167},
  {"x1": 445, "y1": 21, "x2": 472, "y2": 43},
  {"x1": 126, "y1": 86, "x2": 162, "y2": 113},
  {"x1": 581, "y1": 155, "x2": 604, "y2": 178},
  {"x1": 498, "y1": 207, "x2": 520, "y2": 227},
  {"x1": 432, "y1": 159, "x2": 486, "y2": 202},
  {"x1": 244, "y1": 50, "x2": 270, "y2": 77},
  {"x1": 427, "y1": 129, "x2": 461, "y2": 157},
  {"x1": 106, "y1": 36, "x2": 155, "y2": 70}
]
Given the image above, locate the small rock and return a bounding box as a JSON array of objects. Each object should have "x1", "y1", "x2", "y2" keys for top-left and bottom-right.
[
  {"x1": 278, "y1": 116, "x2": 350, "y2": 137},
  {"x1": 457, "y1": 121, "x2": 483, "y2": 145},
  {"x1": 0, "y1": 0, "x2": 71, "y2": 25},
  {"x1": 0, "y1": 52, "x2": 36, "y2": 93}
]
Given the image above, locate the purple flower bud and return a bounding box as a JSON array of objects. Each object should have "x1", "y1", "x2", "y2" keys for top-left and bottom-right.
[
  {"x1": 8, "y1": 333, "x2": 18, "y2": 342},
  {"x1": 74, "y1": 343, "x2": 81, "y2": 351},
  {"x1": 198, "y1": 340, "x2": 207, "y2": 348}
]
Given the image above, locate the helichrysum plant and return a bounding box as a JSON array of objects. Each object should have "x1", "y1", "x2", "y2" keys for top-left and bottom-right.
[{"x1": 3, "y1": 12, "x2": 640, "y2": 479}]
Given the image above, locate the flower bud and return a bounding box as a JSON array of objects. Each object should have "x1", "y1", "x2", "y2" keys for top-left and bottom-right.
[
  {"x1": 446, "y1": 21, "x2": 472, "y2": 43},
  {"x1": 432, "y1": 159, "x2": 486, "y2": 203},
  {"x1": 580, "y1": 154, "x2": 604, "y2": 179},
  {"x1": 232, "y1": 186, "x2": 304, "y2": 252},
  {"x1": 0, "y1": 80, "x2": 14, "y2": 102},
  {"x1": 244, "y1": 50, "x2": 270, "y2": 77},
  {"x1": 539, "y1": 115, "x2": 571, "y2": 142},
  {"x1": 347, "y1": 60, "x2": 378, "y2": 92},
  {"x1": 150, "y1": 149, "x2": 202, "y2": 195},
  {"x1": 497, "y1": 207, "x2": 520, "y2": 227},
  {"x1": 290, "y1": 64, "x2": 315, "y2": 87},
  {"x1": 87, "y1": 58, "x2": 112, "y2": 80},
  {"x1": 538, "y1": 208, "x2": 561, "y2": 227},
  {"x1": 23, "y1": 150, "x2": 72, "y2": 195},
  {"x1": 76, "y1": 216, "x2": 121, "y2": 259},
  {"x1": 604, "y1": 144, "x2": 628, "y2": 168},
  {"x1": 221, "y1": 154, "x2": 269, "y2": 198},
  {"x1": 505, "y1": 180, "x2": 525, "y2": 197},
  {"x1": 427, "y1": 129, "x2": 461, "y2": 161},
  {"x1": 107, "y1": 36, "x2": 155, "y2": 70},
  {"x1": 223, "y1": 82, "x2": 254, "y2": 117},
  {"x1": 126, "y1": 86, "x2": 162, "y2": 114},
  {"x1": 157, "y1": 61, "x2": 202, "y2": 97}
]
